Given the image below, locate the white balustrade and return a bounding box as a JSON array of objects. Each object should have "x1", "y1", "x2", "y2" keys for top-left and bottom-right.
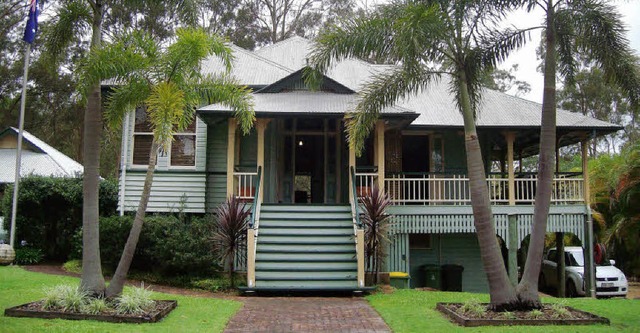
[
  {"x1": 234, "y1": 171, "x2": 258, "y2": 201},
  {"x1": 382, "y1": 173, "x2": 584, "y2": 205}
]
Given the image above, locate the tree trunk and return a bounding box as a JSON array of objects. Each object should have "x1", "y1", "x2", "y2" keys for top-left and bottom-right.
[
  {"x1": 516, "y1": 0, "x2": 557, "y2": 308},
  {"x1": 105, "y1": 140, "x2": 159, "y2": 297},
  {"x1": 80, "y1": 0, "x2": 106, "y2": 296},
  {"x1": 458, "y1": 72, "x2": 517, "y2": 310}
]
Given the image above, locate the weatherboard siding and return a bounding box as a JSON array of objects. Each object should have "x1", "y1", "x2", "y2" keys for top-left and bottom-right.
[{"x1": 121, "y1": 171, "x2": 206, "y2": 213}]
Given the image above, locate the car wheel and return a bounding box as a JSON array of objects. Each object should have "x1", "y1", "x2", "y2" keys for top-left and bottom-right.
[
  {"x1": 538, "y1": 273, "x2": 546, "y2": 291},
  {"x1": 566, "y1": 280, "x2": 577, "y2": 298}
]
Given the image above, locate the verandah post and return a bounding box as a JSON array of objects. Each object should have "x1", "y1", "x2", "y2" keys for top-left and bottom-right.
[
  {"x1": 226, "y1": 118, "x2": 237, "y2": 197},
  {"x1": 376, "y1": 120, "x2": 385, "y2": 191}
]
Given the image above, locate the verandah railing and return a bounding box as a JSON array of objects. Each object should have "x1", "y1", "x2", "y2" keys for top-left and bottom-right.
[{"x1": 353, "y1": 171, "x2": 584, "y2": 205}]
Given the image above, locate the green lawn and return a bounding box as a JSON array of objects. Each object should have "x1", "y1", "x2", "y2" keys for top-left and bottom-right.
[
  {"x1": 367, "y1": 289, "x2": 640, "y2": 332},
  {"x1": 0, "y1": 266, "x2": 242, "y2": 333}
]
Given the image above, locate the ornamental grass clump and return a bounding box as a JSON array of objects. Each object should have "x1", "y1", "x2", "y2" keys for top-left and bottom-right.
[
  {"x1": 83, "y1": 298, "x2": 109, "y2": 315},
  {"x1": 528, "y1": 309, "x2": 545, "y2": 319},
  {"x1": 457, "y1": 299, "x2": 486, "y2": 317},
  {"x1": 42, "y1": 285, "x2": 88, "y2": 312},
  {"x1": 115, "y1": 285, "x2": 154, "y2": 315},
  {"x1": 550, "y1": 302, "x2": 572, "y2": 319}
]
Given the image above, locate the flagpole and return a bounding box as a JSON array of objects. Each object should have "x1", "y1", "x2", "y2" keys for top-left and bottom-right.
[{"x1": 9, "y1": 43, "x2": 31, "y2": 249}]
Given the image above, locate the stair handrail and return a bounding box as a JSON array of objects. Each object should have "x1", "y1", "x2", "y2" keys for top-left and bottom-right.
[
  {"x1": 350, "y1": 166, "x2": 366, "y2": 288},
  {"x1": 248, "y1": 166, "x2": 262, "y2": 230},
  {"x1": 350, "y1": 166, "x2": 363, "y2": 231},
  {"x1": 247, "y1": 166, "x2": 262, "y2": 288}
]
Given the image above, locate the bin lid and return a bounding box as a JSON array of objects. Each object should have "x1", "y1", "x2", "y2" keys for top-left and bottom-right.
[
  {"x1": 389, "y1": 271, "x2": 409, "y2": 278},
  {"x1": 422, "y1": 264, "x2": 440, "y2": 270}
]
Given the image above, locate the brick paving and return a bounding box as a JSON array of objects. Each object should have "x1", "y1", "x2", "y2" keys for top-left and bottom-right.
[{"x1": 224, "y1": 297, "x2": 391, "y2": 333}]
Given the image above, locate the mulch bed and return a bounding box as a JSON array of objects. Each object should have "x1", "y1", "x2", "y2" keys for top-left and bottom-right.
[
  {"x1": 437, "y1": 303, "x2": 610, "y2": 327},
  {"x1": 4, "y1": 300, "x2": 177, "y2": 324}
]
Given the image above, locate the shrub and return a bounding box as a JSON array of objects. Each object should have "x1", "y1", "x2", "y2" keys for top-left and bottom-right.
[
  {"x1": 62, "y1": 259, "x2": 82, "y2": 274},
  {"x1": 115, "y1": 285, "x2": 154, "y2": 315},
  {"x1": 191, "y1": 278, "x2": 232, "y2": 292},
  {"x1": 1, "y1": 176, "x2": 118, "y2": 261},
  {"x1": 14, "y1": 247, "x2": 44, "y2": 265},
  {"x1": 457, "y1": 299, "x2": 486, "y2": 317},
  {"x1": 528, "y1": 309, "x2": 545, "y2": 319},
  {"x1": 211, "y1": 197, "x2": 251, "y2": 288},
  {"x1": 71, "y1": 214, "x2": 218, "y2": 277},
  {"x1": 550, "y1": 302, "x2": 572, "y2": 319}
]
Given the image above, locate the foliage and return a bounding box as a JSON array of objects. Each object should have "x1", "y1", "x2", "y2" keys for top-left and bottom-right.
[
  {"x1": 1, "y1": 176, "x2": 118, "y2": 261},
  {"x1": 191, "y1": 277, "x2": 234, "y2": 292},
  {"x1": 589, "y1": 143, "x2": 640, "y2": 277},
  {"x1": 481, "y1": 64, "x2": 531, "y2": 97},
  {"x1": 115, "y1": 284, "x2": 154, "y2": 315},
  {"x1": 71, "y1": 214, "x2": 219, "y2": 277},
  {"x1": 211, "y1": 196, "x2": 251, "y2": 288},
  {"x1": 14, "y1": 247, "x2": 44, "y2": 265},
  {"x1": 42, "y1": 284, "x2": 88, "y2": 312},
  {"x1": 360, "y1": 186, "x2": 392, "y2": 284},
  {"x1": 1, "y1": 266, "x2": 242, "y2": 332},
  {"x1": 63, "y1": 259, "x2": 82, "y2": 274},
  {"x1": 457, "y1": 298, "x2": 486, "y2": 317},
  {"x1": 549, "y1": 302, "x2": 572, "y2": 319},
  {"x1": 83, "y1": 297, "x2": 109, "y2": 315}
]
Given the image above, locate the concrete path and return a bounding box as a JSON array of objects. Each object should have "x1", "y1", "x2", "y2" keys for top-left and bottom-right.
[{"x1": 224, "y1": 296, "x2": 391, "y2": 333}]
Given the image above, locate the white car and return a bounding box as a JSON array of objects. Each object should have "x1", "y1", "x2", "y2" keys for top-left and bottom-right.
[{"x1": 540, "y1": 246, "x2": 628, "y2": 298}]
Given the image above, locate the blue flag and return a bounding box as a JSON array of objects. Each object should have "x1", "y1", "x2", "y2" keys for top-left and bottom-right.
[{"x1": 23, "y1": 0, "x2": 38, "y2": 44}]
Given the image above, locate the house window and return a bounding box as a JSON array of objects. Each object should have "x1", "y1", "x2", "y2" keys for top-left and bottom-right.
[{"x1": 132, "y1": 107, "x2": 197, "y2": 167}]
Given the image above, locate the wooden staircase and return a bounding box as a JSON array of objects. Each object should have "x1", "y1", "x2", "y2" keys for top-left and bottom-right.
[{"x1": 249, "y1": 204, "x2": 361, "y2": 291}]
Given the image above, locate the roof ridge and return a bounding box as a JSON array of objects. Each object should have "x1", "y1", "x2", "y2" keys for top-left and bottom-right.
[
  {"x1": 229, "y1": 44, "x2": 294, "y2": 74},
  {"x1": 255, "y1": 35, "x2": 310, "y2": 55},
  {"x1": 10, "y1": 127, "x2": 83, "y2": 176}
]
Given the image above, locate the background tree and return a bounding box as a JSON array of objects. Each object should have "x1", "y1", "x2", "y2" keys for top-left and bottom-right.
[
  {"x1": 81, "y1": 27, "x2": 255, "y2": 297},
  {"x1": 309, "y1": 0, "x2": 531, "y2": 310},
  {"x1": 481, "y1": 64, "x2": 531, "y2": 97},
  {"x1": 517, "y1": 0, "x2": 640, "y2": 306}
]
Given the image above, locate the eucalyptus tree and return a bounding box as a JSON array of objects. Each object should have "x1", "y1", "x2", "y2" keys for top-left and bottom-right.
[
  {"x1": 516, "y1": 0, "x2": 640, "y2": 307},
  {"x1": 80, "y1": 27, "x2": 255, "y2": 297},
  {"x1": 308, "y1": 0, "x2": 529, "y2": 310}
]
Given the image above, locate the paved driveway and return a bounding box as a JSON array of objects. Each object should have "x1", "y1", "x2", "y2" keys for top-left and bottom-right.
[{"x1": 224, "y1": 296, "x2": 391, "y2": 333}]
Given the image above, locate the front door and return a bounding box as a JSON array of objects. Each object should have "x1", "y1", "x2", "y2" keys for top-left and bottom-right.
[{"x1": 280, "y1": 118, "x2": 344, "y2": 204}]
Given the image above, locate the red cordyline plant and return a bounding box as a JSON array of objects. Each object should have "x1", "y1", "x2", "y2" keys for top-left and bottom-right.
[
  {"x1": 360, "y1": 185, "x2": 393, "y2": 285},
  {"x1": 211, "y1": 196, "x2": 251, "y2": 288}
]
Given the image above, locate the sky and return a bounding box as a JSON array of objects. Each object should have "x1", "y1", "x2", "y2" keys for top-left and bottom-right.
[{"x1": 501, "y1": 1, "x2": 640, "y2": 103}]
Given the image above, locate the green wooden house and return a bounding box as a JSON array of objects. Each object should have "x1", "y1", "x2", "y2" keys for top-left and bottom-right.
[{"x1": 117, "y1": 37, "x2": 620, "y2": 292}]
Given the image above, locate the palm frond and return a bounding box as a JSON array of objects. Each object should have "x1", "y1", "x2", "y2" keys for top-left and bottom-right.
[
  {"x1": 145, "y1": 82, "x2": 187, "y2": 150},
  {"x1": 194, "y1": 74, "x2": 256, "y2": 135},
  {"x1": 43, "y1": 0, "x2": 92, "y2": 64},
  {"x1": 347, "y1": 64, "x2": 440, "y2": 154},
  {"x1": 104, "y1": 78, "x2": 151, "y2": 129},
  {"x1": 554, "y1": 9, "x2": 578, "y2": 84}
]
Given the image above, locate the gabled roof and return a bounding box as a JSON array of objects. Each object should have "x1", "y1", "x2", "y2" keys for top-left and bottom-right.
[
  {"x1": 257, "y1": 69, "x2": 354, "y2": 94},
  {"x1": 201, "y1": 44, "x2": 293, "y2": 87},
  {"x1": 0, "y1": 127, "x2": 83, "y2": 183}
]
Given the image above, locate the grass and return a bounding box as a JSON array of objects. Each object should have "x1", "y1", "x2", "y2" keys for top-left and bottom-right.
[
  {"x1": 367, "y1": 289, "x2": 640, "y2": 332},
  {"x1": 0, "y1": 266, "x2": 242, "y2": 333}
]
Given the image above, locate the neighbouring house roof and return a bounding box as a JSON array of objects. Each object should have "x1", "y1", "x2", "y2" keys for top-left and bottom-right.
[{"x1": 0, "y1": 127, "x2": 83, "y2": 183}]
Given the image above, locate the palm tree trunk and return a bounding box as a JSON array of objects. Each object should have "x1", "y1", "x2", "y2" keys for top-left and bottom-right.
[
  {"x1": 459, "y1": 72, "x2": 517, "y2": 310},
  {"x1": 80, "y1": 0, "x2": 106, "y2": 296},
  {"x1": 106, "y1": 140, "x2": 159, "y2": 297},
  {"x1": 516, "y1": 0, "x2": 557, "y2": 308}
]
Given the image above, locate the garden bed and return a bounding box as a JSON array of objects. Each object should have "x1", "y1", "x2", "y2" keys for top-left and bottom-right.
[
  {"x1": 436, "y1": 302, "x2": 610, "y2": 327},
  {"x1": 4, "y1": 300, "x2": 177, "y2": 323}
]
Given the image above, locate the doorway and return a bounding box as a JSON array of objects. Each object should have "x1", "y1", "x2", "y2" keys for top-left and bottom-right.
[{"x1": 280, "y1": 118, "x2": 343, "y2": 204}]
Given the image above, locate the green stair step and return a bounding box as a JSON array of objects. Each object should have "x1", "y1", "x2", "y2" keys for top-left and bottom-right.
[
  {"x1": 260, "y1": 212, "x2": 351, "y2": 220},
  {"x1": 258, "y1": 243, "x2": 355, "y2": 253},
  {"x1": 257, "y1": 235, "x2": 353, "y2": 244},
  {"x1": 256, "y1": 261, "x2": 357, "y2": 270},
  {"x1": 256, "y1": 252, "x2": 355, "y2": 261},
  {"x1": 254, "y1": 280, "x2": 358, "y2": 289},
  {"x1": 256, "y1": 271, "x2": 357, "y2": 280},
  {"x1": 258, "y1": 228, "x2": 353, "y2": 236},
  {"x1": 260, "y1": 204, "x2": 351, "y2": 212},
  {"x1": 259, "y1": 221, "x2": 353, "y2": 228}
]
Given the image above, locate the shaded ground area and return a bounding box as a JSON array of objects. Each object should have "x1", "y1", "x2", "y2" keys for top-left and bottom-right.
[{"x1": 224, "y1": 296, "x2": 390, "y2": 333}]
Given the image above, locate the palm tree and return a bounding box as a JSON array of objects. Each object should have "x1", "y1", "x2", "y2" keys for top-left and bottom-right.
[
  {"x1": 80, "y1": 27, "x2": 255, "y2": 297},
  {"x1": 516, "y1": 0, "x2": 640, "y2": 306},
  {"x1": 45, "y1": 0, "x2": 108, "y2": 296},
  {"x1": 45, "y1": 0, "x2": 201, "y2": 297},
  {"x1": 308, "y1": 0, "x2": 529, "y2": 310}
]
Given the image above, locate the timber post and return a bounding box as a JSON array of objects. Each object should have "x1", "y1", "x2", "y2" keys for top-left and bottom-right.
[
  {"x1": 375, "y1": 120, "x2": 385, "y2": 191},
  {"x1": 226, "y1": 118, "x2": 237, "y2": 197}
]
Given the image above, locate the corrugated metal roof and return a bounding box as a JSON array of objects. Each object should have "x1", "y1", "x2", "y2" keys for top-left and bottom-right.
[
  {"x1": 201, "y1": 44, "x2": 293, "y2": 86},
  {"x1": 0, "y1": 128, "x2": 84, "y2": 183},
  {"x1": 199, "y1": 90, "x2": 415, "y2": 115},
  {"x1": 398, "y1": 78, "x2": 620, "y2": 130}
]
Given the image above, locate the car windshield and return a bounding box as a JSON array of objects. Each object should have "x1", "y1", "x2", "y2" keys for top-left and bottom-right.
[{"x1": 567, "y1": 251, "x2": 584, "y2": 267}]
